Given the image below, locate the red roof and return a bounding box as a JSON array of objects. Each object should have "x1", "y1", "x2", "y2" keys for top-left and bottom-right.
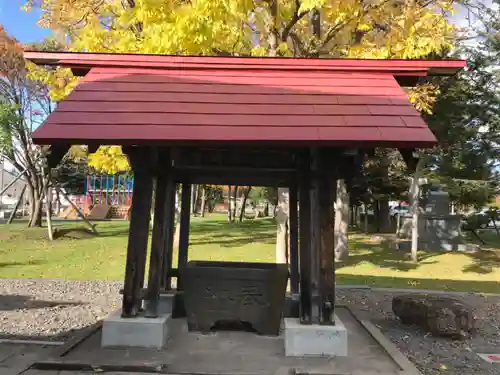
[{"x1": 25, "y1": 52, "x2": 466, "y2": 148}]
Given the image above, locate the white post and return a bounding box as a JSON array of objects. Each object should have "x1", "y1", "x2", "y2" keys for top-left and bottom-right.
[
  {"x1": 275, "y1": 188, "x2": 289, "y2": 264},
  {"x1": 45, "y1": 175, "x2": 54, "y2": 241},
  {"x1": 334, "y1": 179, "x2": 349, "y2": 261},
  {"x1": 0, "y1": 156, "x2": 4, "y2": 199},
  {"x1": 409, "y1": 158, "x2": 425, "y2": 261}
]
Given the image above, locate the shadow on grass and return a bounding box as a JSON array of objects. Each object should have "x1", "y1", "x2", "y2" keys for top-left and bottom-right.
[
  {"x1": 189, "y1": 217, "x2": 275, "y2": 233},
  {"x1": 461, "y1": 249, "x2": 500, "y2": 274},
  {"x1": 337, "y1": 236, "x2": 439, "y2": 272},
  {"x1": 0, "y1": 221, "x2": 132, "y2": 241},
  {"x1": 337, "y1": 274, "x2": 500, "y2": 294},
  {"x1": 189, "y1": 217, "x2": 276, "y2": 248},
  {"x1": 53, "y1": 228, "x2": 98, "y2": 240}
]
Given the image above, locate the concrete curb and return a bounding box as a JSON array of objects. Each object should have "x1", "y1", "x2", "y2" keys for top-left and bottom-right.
[
  {"x1": 337, "y1": 285, "x2": 500, "y2": 297},
  {"x1": 0, "y1": 339, "x2": 63, "y2": 346},
  {"x1": 346, "y1": 306, "x2": 422, "y2": 375}
]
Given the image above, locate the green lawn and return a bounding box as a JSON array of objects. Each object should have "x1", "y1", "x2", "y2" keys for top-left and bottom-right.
[
  {"x1": 0, "y1": 214, "x2": 499, "y2": 293},
  {"x1": 0, "y1": 214, "x2": 275, "y2": 280}
]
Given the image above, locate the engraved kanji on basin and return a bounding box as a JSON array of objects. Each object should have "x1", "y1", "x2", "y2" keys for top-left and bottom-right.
[{"x1": 181, "y1": 260, "x2": 289, "y2": 335}]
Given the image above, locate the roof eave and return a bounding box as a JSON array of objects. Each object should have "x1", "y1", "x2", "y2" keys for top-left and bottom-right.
[
  {"x1": 23, "y1": 51, "x2": 467, "y2": 77},
  {"x1": 31, "y1": 136, "x2": 438, "y2": 149}
]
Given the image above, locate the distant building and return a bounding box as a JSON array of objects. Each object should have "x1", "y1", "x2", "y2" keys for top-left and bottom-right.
[{"x1": 0, "y1": 168, "x2": 26, "y2": 202}]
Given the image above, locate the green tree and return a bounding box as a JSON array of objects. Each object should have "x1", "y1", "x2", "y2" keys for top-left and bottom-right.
[
  {"x1": 0, "y1": 27, "x2": 55, "y2": 226},
  {"x1": 420, "y1": 2, "x2": 500, "y2": 211}
]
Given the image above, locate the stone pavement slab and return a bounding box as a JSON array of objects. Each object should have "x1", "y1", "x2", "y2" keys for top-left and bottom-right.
[
  {"x1": 23, "y1": 370, "x2": 59, "y2": 375},
  {"x1": 53, "y1": 306, "x2": 416, "y2": 375},
  {"x1": 0, "y1": 343, "x2": 54, "y2": 375}
]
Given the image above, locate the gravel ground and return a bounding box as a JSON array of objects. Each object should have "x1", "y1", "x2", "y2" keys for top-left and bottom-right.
[
  {"x1": 0, "y1": 279, "x2": 122, "y2": 341},
  {"x1": 337, "y1": 289, "x2": 500, "y2": 375},
  {"x1": 0, "y1": 279, "x2": 499, "y2": 375}
]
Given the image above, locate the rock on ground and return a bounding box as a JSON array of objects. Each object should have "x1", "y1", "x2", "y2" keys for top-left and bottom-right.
[
  {"x1": 338, "y1": 289, "x2": 500, "y2": 375},
  {"x1": 392, "y1": 294, "x2": 477, "y2": 339},
  {"x1": 0, "y1": 279, "x2": 499, "y2": 375}
]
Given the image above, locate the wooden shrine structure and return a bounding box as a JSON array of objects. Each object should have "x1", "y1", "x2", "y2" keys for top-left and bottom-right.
[{"x1": 26, "y1": 51, "x2": 465, "y2": 326}]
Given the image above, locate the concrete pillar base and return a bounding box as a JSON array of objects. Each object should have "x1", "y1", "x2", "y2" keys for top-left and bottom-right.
[
  {"x1": 283, "y1": 315, "x2": 348, "y2": 357},
  {"x1": 101, "y1": 309, "x2": 171, "y2": 349}
]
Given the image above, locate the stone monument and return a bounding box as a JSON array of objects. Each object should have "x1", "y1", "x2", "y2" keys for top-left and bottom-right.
[{"x1": 399, "y1": 184, "x2": 469, "y2": 251}]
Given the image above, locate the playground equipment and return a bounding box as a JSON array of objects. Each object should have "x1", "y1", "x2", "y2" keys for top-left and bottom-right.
[
  {"x1": 86, "y1": 175, "x2": 134, "y2": 206},
  {"x1": 84, "y1": 175, "x2": 134, "y2": 219}
]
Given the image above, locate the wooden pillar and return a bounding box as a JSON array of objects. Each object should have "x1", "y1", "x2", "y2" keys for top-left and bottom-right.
[
  {"x1": 299, "y1": 150, "x2": 312, "y2": 324},
  {"x1": 121, "y1": 147, "x2": 155, "y2": 318},
  {"x1": 316, "y1": 148, "x2": 336, "y2": 325},
  {"x1": 162, "y1": 181, "x2": 177, "y2": 291},
  {"x1": 177, "y1": 182, "x2": 192, "y2": 290},
  {"x1": 289, "y1": 184, "x2": 299, "y2": 294},
  {"x1": 145, "y1": 149, "x2": 172, "y2": 318},
  {"x1": 309, "y1": 150, "x2": 320, "y2": 310}
]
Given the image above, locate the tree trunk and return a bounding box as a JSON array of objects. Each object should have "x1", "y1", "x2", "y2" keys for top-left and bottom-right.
[
  {"x1": 238, "y1": 186, "x2": 252, "y2": 223},
  {"x1": 272, "y1": 196, "x2": 279, "y2": 217},
  {"x1": 334, "y1": 179, "x2": 349, "y2": 261},
  {"x1": 55, "y1": 188, "x2": 61, "y2": 215},
  {"x1": 200, "y1": 185, "x2": 207, "y2": 217},
  {"x1": 190, "y1": 184, "x2": 196, "y2": 215},
  {"x1": 374, "y1": 200, "x2": 380, "y2": 233},
  {"x1": 30, "y1": 194, "x2": 43, "y2": 227},
  {"x1": 28, "y1": 174, "x2": 44, "y2": 228},
  {"x1": 7, "y1": 184, "x2": 27, "y2": 224},
  {"x1": 193, "y1": 184, "x2": 200, "y2": 214},
  {"x1": 378, "y1": 198, "x2": 390, "y2": 233},
  {"x1": 227, "y1": 186, "x2": 233, "y2": 223},
  {"x1": 232, "y1": 185, "x2": 238, "y2": 221},
  {"x1": 275, "y1": 188, "x2": 289, "y2": 264},
  {"x1": 25, "y1": 166, "x2": 46, "y2": 228},
  {"x1": 363, "y1": 203, "x2": 369, "y2": 233},
  {"x1": 26, "y1": 183, "x2": 35, "y2": 225},
  {"x1": 45, "y1": 182, "x2": 54, "y2": 241}
]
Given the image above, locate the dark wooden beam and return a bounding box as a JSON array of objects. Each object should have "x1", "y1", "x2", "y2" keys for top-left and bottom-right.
[
  {"x1": 309, "y1": 148, "x2": 320, "y2": 308},
  {"x1": 176, "y1": 182, "x2": 192, "y2": 290},
  {"x1": 87, "y1": 145, "x2": 99, "y2": 154},
  {"x1": 399, "y1": 148, "x2": 419, "y2": 173},
  {"x1": 174, "y1": 147, "x2": 298, "y2": 170},
  {"x1": 46, "y1": 145, "x2": 70, "y2": 169},
  {"x1": 298, "y1": 150, "x2": 312, "y2": 324},
  {"x1": 121, "y1": 146, "x2": 156, "y2": 318},
  {"x1": 338, "y1": 151, "x2": 366, "y2": 194},
  {"x1": 289, "y1": 184, "x2": 299, "y2": 294},
  {"x1": 71, "y1": 67, "x2": 91, "y2": 76},
  {"x1": 161, "y1": 182, "x2": 177, "y2": 291},
  {"x1": 145, "y1": 149, "x2": 172, "y2": 318},
  {"x1": 316, "y1": 148, "x2": 337, "y2": 325},
  {"x1": 173, "y1": 168, "x2": 296, "y2": 188}
]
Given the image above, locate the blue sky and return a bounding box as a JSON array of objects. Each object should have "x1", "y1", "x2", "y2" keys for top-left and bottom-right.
[
  {"x1": 0, "y1": 0, "x2": 52, "y2": 43},
  {"x1": 0, "y1": 0, "x2": 490, "y2": 45}
]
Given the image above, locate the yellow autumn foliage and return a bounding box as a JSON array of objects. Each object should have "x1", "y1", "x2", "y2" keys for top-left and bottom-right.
[{"x1": 25, "y1": 0, "x2": 457, "y2": 173}]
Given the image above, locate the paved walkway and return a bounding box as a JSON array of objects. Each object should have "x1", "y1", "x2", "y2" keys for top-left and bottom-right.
[
  {"x1": 24, "y1": 372, "x2": 160, "y2": 375},
  {"x1": 24, "y1": 372, "x2": 158, "y2": 375},
  {"x1": 0, "y1": 344, "x2": 159, "y2": 375}
]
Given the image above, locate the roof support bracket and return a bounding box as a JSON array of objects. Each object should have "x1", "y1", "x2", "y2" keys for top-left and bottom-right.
[{"x1": 399, "y1": 148, "x2": 420, "y2": 174}]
